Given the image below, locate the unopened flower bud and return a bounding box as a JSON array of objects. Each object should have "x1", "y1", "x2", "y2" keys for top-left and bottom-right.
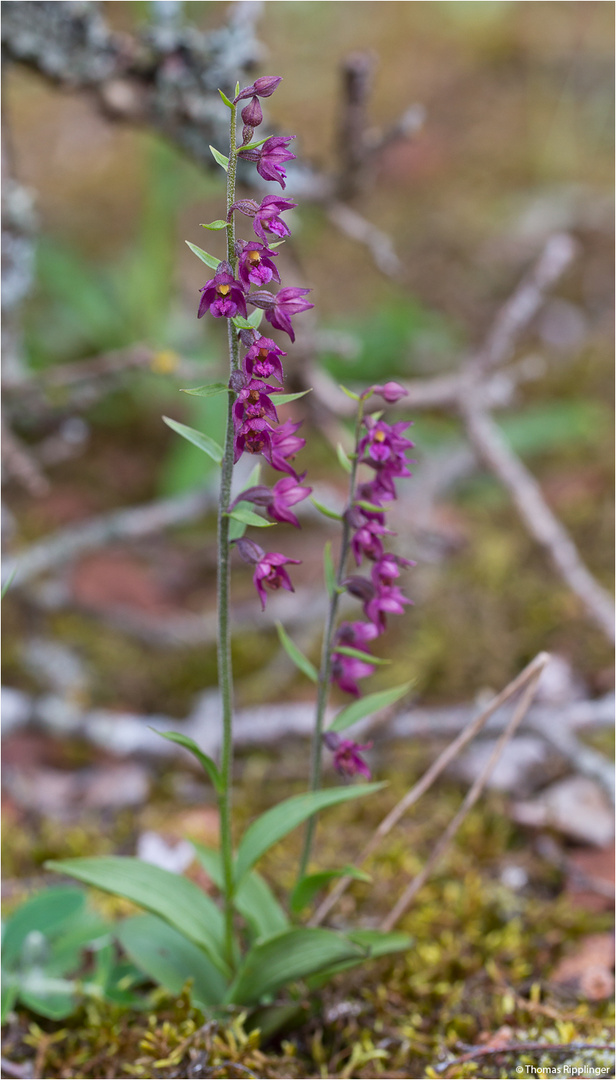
[
  {"x1": 229, "y1": 370, "x2": 247, "y2": 392},
  {"x1": 344, "y1": 505, "x2": 366, "y2": 530},
  {"x1": 234, "y1": 76, "x2": 282, "y2": 103},
  {"x1": 342, "y1": 575, "x2": 376, "y2": 601},
  {"x1": 241, "y1": 95, "x2": 263, "y2": 129},
  {"x1": 235, "y1": 537, "x2": 265, "y2": 564},
  {"x1": 370, "y1": 381, "x2": 408, "y2": 403}
]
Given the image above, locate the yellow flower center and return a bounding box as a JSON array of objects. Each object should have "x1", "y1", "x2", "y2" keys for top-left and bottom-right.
[
  {"x1": 374, "y1": 430, "x2": 386, "y2": 442},
  {"x1": 247, "y1": 251, "x2": 261, "y2": 264},
  {"x1": 217, "y1": 283, "x2": 230, "y2": 296}
]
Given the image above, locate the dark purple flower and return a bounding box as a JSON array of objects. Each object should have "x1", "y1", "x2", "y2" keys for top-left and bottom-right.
[
  {"x1": 234, "y1": 417, "x2": 274, "y2": 463},
  {"x1": 269, "y1": 419, "x2": 306, "y2": 475},
  {"x1": 265, "y1": 287, "x2": 314, "y2": 343},
  {"x1": 251, "y1": 195, "x2": 297, "y2": 242},
  {"x1": 323, "y1": 732, "x2": 372, "y2": 779},
  {"x1": 234, "y1": 76, "x2": 282, "y2": 103},
  {"x1": 237, "y1": 241, "x2": 280, "y2": 289},
  {"x1": 244, "y1": 336, "x2": 286, "y2": 382},
  {"x1": 358, "y1": 416, "x2": 414, "y2": 466},
  {"x1": 371, "y1": 554, "x2": 416, "y2": 586},
  {"x1": 240, "y1": 136, "x2": 296, "y2": 189},
  {"x1": 331, "y1": 651, "x2": 375, "y2": 697},
  {"x1": 241, "y1": 96, "x2": 263, "y2": 129},
  {"x1": 366, "y1": 381, "x2": 408, "y2": 403},
  {"x1": 335, "y1": 620, "x2": 381, "y2": 648},
  {"x1": 351, "y1": 516, "x2": 395, "y2": 565},
  {"x1": 198, "y1": 270, "x2": 247, "y2": 320},
  {"x1": 253, "y1": 551, "x2": 301, "y2": 610},
  {"x1": 233, "y1": 379, "x2": 280, "y2": 427},
  {"x1": 266, "y1": 473, "x2": 312, "y2": 527},
  {"x1": 364, "y1": 580, "x2": 412, "y2": 631}
]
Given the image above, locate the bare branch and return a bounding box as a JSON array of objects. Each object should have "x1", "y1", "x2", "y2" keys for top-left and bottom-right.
[
  {"x1": 311, "y1": 652, "x2": 550, "y2": 927},
  {"x1": 326, "y1": 201, "x2": 404, "y2": 278},
  {"x1": 1, "y1": 418, "x2": 50, "y2": 497},
  {"x1": 380, "y1": 663, "x2": 545, "y2": 931},
  {"x1": 463, "y1": 402, "x2": 614, "y2": 643}
]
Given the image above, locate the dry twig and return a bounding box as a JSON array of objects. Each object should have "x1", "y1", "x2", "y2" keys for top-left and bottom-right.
[{"x1": 311, "y1": 653, "x2": 550, "y2": 927}]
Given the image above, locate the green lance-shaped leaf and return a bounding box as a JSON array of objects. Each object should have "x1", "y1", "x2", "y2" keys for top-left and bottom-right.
[
  {"x1": 334, "y1": 645, "x2": 391, "y2": 666},
  {"x1": 290, "y1": 866, "x2": 371, "y2": 916},
  {"x1": 162, "y1": 416, "x2": 223, "y2": 465},
  {"x1": 226, "y1": 507, "x2": 275, "y2": 528},
  {"x1": 45, "y1": 857, "x2": 229, "y2": 975},
  {"x1": 239, "y1": 134, "x2": 272, "y2": 152},
  {"x1": 209, "y1": 145, "x2": 230, "y2": 172},
  {"x1": 179, "y1": 382, "x2": 230, "y2": 399},
  {"x1": 115, "y1": 914, "x2": 227, "y2": 1007},
  {"x1": 185, "y1": 240, "x2": 221, "y2": 271},
  {"x1": 201, "y1": 219, "x2": 231, "y2": 230},
  {"x1": 355, "y1": 500, "x2": 391, "y2": 513},
  {"x1": 275, "y1": 621, "x2": 318, "y2": 683},
  {"x1": 218, "y1": 88, "x2": 233, "y2": 109},
  {"x1": 226, "y1": 927, "x2": 365, "y2": 1005},
  {"x1": 247, "y1": 308, "x2": 264, "y2": 328},
  {"x1": 192, "y1": 844, "x2": 288, "y2": 941},
  {"x1": 2, "y1": 888, "x2": 86, "y2": 969},
  {"x1": 339, "y1": 384, "x2": 361, "y2": 401},
  {"x1": 274, "y1": 389, "x2": 313, "y2": 405},
  {"x1": 310, "y1": 495, "x2": 343, "y2": 521},
  {"x1": 323, "y1": 540, "x2": 337, "y2": 598},
  {"x1": 336, "y1": 443, "x2": 353, "y2": 474},
  {"x1": 231, "y1": 315, "x2": 255, "y2": 330},
  {"x1": 234, "y1": 783, "x2": 386, "y2": 886},
  {"x1": 151, "y1": 731, "x2": 222, "y2": 793},
  {"x1": 328, "y1": 682, "x2": 413, "y2": 735},
  {"x1": 306, "y1": 929, "x2": 413, "y2": 989}
]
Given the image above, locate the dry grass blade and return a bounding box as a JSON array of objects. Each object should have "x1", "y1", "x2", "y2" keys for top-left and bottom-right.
[
  {"x1": 311, "y1": 651, "x2": 550, "y2": 926},
  {"x1": 380, "y1": 664, "x2": 546, "y2": 931}
]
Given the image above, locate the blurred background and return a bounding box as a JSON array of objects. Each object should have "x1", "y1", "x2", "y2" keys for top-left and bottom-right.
[{"x1": 2, "y1": 0, "x2": 613, "y2": 886}]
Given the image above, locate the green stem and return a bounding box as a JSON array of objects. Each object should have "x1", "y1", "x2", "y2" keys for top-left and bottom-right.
[
  {"x1": 298, "y1": 400, "x2": 365, "y2": 879},
  {"x1": 218, "y1": 101, "x2": 240, "y2": 968}
]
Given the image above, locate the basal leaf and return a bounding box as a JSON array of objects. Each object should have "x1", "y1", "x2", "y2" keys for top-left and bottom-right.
[
  {"x1": 234, "y1": 783, "x2": 385, "y2": 885},
  {"x1": 162, "y1": 416, "x2": 223, "y2": 464},
  {"x1": 45, "y1": 857, "x2": 228, "y2": 975},
  {"x1": 185, "y1": 241, "x2": 221, "y2": 271},
  {"x1": 290, "y1": 866, "x2": 371, "y2": 915},
  {"x1": 226, "y1": 927, "x2": 364, "y2": 1005},
  {"x1": 328, "y1": 683, "x2": 413, "y2": 735},
  {"x1": 192, "y1": 845, "x2": 288, "y2": 941},
  {"x1": 275, "y1": 621, "x2": 318, "y2": 683},
  {"x1": 2, "y1": 888, "x2": 85, "y2": 969},
  {"x1": 152, "y1": 731, "x2": 222, "y2": 792},
  {"x1": 306, "y1": 929, "x2": 412, "y2": 989},
  {"x1": 115, "y1": 914, "x2": 227, "y2": 1007}
]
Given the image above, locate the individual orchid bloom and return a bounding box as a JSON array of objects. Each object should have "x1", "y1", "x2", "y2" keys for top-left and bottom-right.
[
  {"x1": 371, "y1": 553, "x2": 416, "y2": 586},
  {"x1": 358, "y1": 416, "x2": 414, "y2": 465},
  {"x1": 364, "y1": 580, "x2": 413, "y2": 631},
  {"x1": 330, "y1": 650, "x2": 376, "y2": 696},
  {"x1": 252, "y1": 195, "x2": 297, "y2": 242},
  {"x1": 264, "y1": 287, "x2": 314, "y2": 343},
  {"x1": 243, "y1": 336, "x2": 286, "y2": 382},
  {"x1": 198, "y1": 270, "x2": 247, "y2": 320},
  {"x1": 266, "y1": 473, "x2": 312, "y2": 527},
  {"x1": 237, "y1": 241, "x2": 281, "y2": 289},
  {"x1": 233, "y1": 380, "x2": 280, "y2": 427},
  {"x1": 335, "y1": 620, "x2": 381, "y2": 648},
  {"x1": 366, "y1": 381, "x2": 408, "y2": 403},
  {"x1": 233, "y1": 417, "x2": 274, "y2": 463},
  {"x1": 252, "y1": 551, "x2": 301, "y2": 610},
  {"x1": 240, "y1": 135, "x2": 296, "y2": 189},
  {"x1": 234, "y1": 76, "x2": 282, "y2": 103},
  {"x1": 269, "y1": 419, "x2": 306, "y2": 475},
  {"x1": 323, "y1": 732, "x2": 373, "y2": 780},
  {"x1": 351, "y1": 516, "x2": 395, "y2": 565}
]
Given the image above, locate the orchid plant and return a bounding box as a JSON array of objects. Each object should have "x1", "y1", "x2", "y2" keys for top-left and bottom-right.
[{"x1": 47, "y1": 76, "x2": 415, "y2": 1025}]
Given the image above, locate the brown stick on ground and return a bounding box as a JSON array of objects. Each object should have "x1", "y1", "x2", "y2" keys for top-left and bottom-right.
[
  {"x1": 380, "y1": 662, "x2": 546, "y2": 931},
  {"x1": 311, "y1": 651, "x2": 550, "y2": 927}
]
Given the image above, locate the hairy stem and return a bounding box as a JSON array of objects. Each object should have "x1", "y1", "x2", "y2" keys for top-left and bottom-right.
[
  {"x1": 218, "y1": 101, "x2": 240, "y2": 967},
  {"x1": 299, "y1": 401, "x2": 365, "y2": 878}
]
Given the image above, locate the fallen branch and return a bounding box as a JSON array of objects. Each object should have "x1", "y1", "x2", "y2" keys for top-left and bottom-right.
[
  {"x1": 311, "y1": 653, "x2": 550, "y2": 927},
  {"x1": 380, "y1": 660, "x2": 547, "y2": 931},
  {"x1": 463, "y1": 401, "x2": 615, "y2": 643}
]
